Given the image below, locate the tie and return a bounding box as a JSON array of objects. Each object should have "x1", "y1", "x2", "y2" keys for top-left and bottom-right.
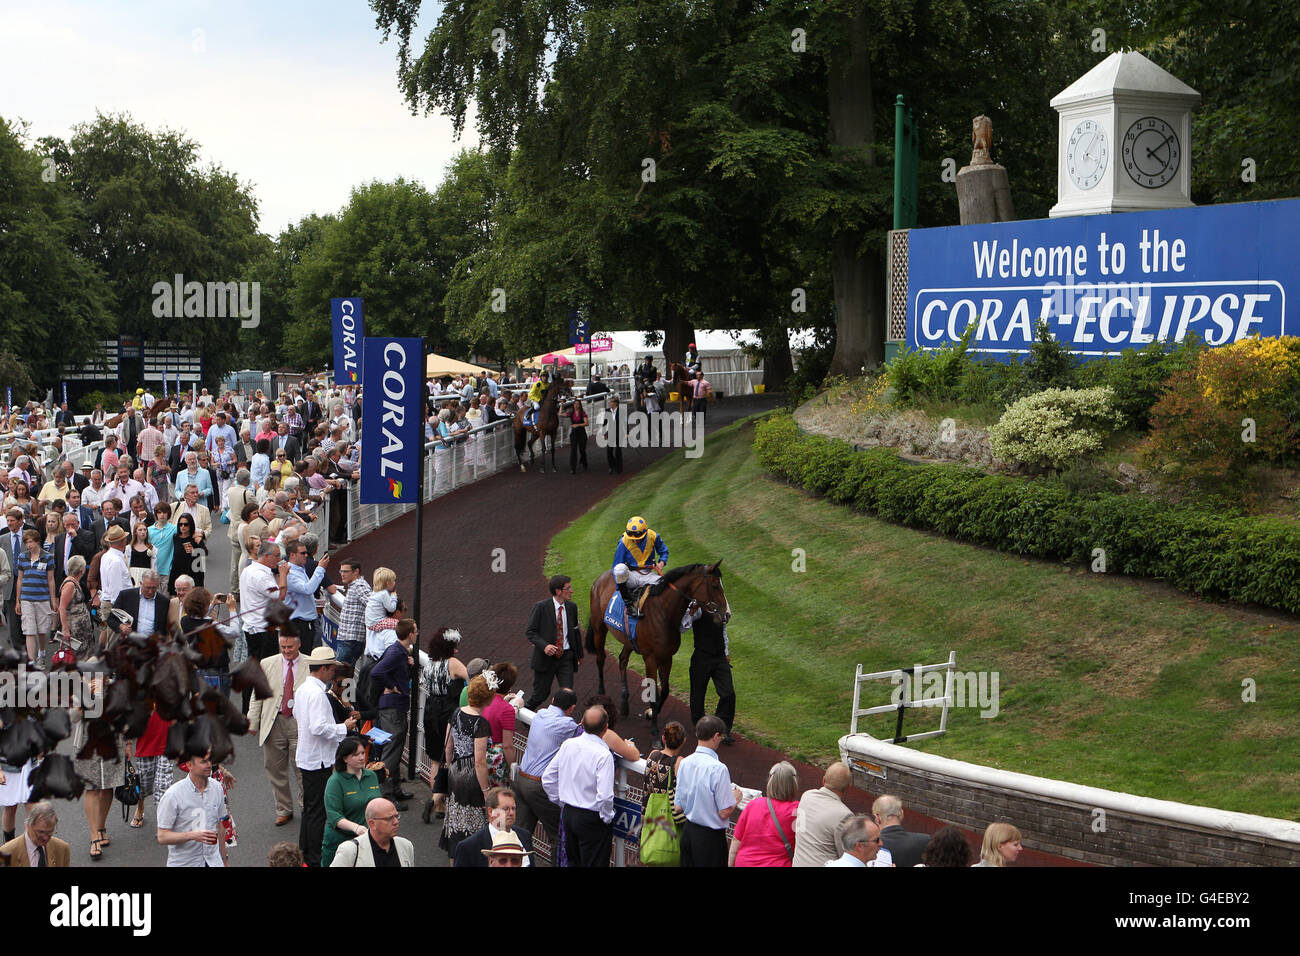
[
  {"x1": 281, "y1": 660, "x2": 294, "y2": 717},
  {"x1": 12, "y1": 533, "x2": 18, "y2": 556},
  {"x1": 555, "y1": 604, "x2": 564, "y2": 653},
  {"x1": 37, "y1": 845, "x2": 47, "y2": 867}
]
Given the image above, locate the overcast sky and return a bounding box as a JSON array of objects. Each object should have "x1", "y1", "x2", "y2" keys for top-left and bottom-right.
[{"x1": 0, "y1": 0, "x2": 471, "y2": 235}]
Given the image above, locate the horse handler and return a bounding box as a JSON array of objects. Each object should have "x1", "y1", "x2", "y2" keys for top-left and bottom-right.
[
  {"x1": 524, "y1": 575, "x2": 584, "y2": 712},
  {"x1": 687, "y1": 602, "x2": 735, "y2": 744}
]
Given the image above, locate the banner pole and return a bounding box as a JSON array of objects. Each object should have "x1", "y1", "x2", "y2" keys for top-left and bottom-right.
[{"x1": 406, "y1": 339, "x2": 426, "y2": 785}]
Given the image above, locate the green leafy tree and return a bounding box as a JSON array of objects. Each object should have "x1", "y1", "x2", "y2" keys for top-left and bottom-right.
[
  {"x1": 39, "y1": 112, "x2": 263, "y2": 380},
  {"x1": 0, "y1": 117, "x2": 114, "y2": 390}
]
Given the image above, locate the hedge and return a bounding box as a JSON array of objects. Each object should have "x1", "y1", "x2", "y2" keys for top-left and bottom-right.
[{"x1": 754, "y1": 412, "x2": 1300, "y2": 614}]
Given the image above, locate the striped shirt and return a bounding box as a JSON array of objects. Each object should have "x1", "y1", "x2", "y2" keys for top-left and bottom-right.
[{"x1": 16, "y1": 549, "x2": 54, "y2": 603}]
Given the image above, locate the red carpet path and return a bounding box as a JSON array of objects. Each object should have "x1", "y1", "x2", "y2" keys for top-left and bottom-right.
[{"x1": 345, "y1": 395, "x2": 1081, "y2": 866}]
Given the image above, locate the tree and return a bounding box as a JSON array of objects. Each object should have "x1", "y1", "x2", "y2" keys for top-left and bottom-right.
[
  {"x1": 0, "y1": 117, "x2": 114, "y2": 391},
  {"x1": 286, "y1": 179, "x2": 454, "y2": 366},
  {"x1": 39, "y1": 112, "x2": 263, "y2": 381}
]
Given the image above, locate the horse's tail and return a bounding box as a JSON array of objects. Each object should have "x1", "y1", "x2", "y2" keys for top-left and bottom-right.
[{"x1": 584, "y1": 619, "x2": 596, "y2": 653}]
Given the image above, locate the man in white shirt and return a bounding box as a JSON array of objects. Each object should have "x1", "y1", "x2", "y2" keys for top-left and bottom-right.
[
  {"x1": 542, "y1": 705, "x2": 615, "y2": 867},
  {"x1": 80, "y1": 469, "x2": 106, "y2": 511},
  {"x1": 156, "y1": 749, "x2": 228, "y2": 867},
  {"x1": 239, "y1": 542, "x2": 285, "y2": 708},
  {"x1": 105, "y1": 464, "x2": 146, "y2": 513},
  {"x1": 295, "y1": 645, "x2": 358, "y2": 866},
  {"x1": 825, "y1": 816, "x2": 883, "y2": 867},
  {"x1": 98, "y1": 524, "x2": 132, "y2": 607}
]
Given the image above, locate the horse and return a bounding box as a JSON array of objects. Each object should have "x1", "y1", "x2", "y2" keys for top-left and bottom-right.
[
  {"x1": 585, "y1": 561, "x2": 729, "y2": 736},
  {"x1": 512, "y1": 377, "x2": 572, "y2": 473},
  {"x1": 668, "y1": 362, "x2": 693, "y2": 415}
]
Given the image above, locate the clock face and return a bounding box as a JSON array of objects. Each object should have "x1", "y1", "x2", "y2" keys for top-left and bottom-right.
[
  {"x1": 1123, "y1": 116, "x2": 1180, "y2": 188},
  {"x1": 1067, "y1": 119, "x2": 1108, "y2": 190}
]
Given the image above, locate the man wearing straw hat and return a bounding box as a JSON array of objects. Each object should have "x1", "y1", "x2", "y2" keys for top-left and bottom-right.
[
  {"x1": 481, "y1": 828, "x2": 532, "y2": 867},
  {"x1": 295, "y1": 644, "x2": 358, "y2": 866}
]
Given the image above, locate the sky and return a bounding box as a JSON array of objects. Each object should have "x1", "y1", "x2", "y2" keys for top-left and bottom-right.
[{"x1": 0, "y1": 0, "x2": 472, "y2": 235}]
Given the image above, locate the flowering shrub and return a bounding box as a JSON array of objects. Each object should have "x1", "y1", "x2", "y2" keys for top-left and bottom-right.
[{"x1": 988, "y1": 387, "x2": 1124, "y2": 471}]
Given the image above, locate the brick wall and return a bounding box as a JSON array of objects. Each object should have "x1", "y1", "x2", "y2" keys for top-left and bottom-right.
[{"x1": 845, "y1": 755, "x2": 1298, "y2": 867}]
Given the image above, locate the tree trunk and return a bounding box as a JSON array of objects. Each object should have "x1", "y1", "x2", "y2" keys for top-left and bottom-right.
[
  {"x1": 660, "y1": 300, "x2": 695, "y2": 373},
  {"x1": 826, "y1": 5, "x2": 885, "y2": 374},
  {"x1": 761, "y1": 326, "x2": 794, "y2": 391}
]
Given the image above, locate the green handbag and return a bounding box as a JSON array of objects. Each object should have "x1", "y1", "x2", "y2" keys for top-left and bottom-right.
[{"x1": 639, "y1": 791, "x2": 681, "y2": 867}]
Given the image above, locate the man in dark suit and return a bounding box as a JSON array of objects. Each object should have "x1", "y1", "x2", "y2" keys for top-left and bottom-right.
[
  {"x1": 272, "y1": 423, "x2": 301, "y2": 462},
  {"x1": 54, "y1": 403, "x2": 76, "y2": 427},
  {"x1": 91, "y1": 499, "x2": 132, "y2": 550},
  {"x1": 66, "y1": 488, "x2": 95, "y2": 529},
  {"x1": 603, "y1": 395, "x2": 623, "y2": 475},
  {"x1": 524, "y1": 574, "x2": 584, "y2": 711},
  {"x1": 167, "y1": 424, "x2": 202, "y2": 474},
  {"x1": 451, "y1": 786, "x2": 534, "y2": 867},
  {"x1": 72, "y1": 462, "x2": 92, "y2": 493},
  {"x1": 53, "y1": 513, "x2": 96, "y2": 591},
  {"x1": 873, "y1": 795, "x2": 931, "y2": 868},
  {"x1": 110, "y1": 574, "x2": 171, "y2": 638}
]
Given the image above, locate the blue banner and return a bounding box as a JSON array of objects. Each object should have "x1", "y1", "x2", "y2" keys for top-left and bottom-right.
[
  {"x1": 61, "y1": 382, "x2": 67, "y2": 406},
  {"x1": 612, "y1": 796, "x2": 642, "y2": 845},
  {"x1": 907, "y1": 198, "x2": 1300, "y2": 358},
  {"x1": 331, "y1": 298, "x2": 364, "y2": 385},
  {"x1": 360, "y1": 337, "x2": 423, "y2": 505}
]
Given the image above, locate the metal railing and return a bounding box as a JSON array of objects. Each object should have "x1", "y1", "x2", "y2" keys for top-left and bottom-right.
[
  {"x1": 341, "y1": 398, "x2": 597, "y2": 544},
  {"x1": 850, "y1": 652, "x2": 958, "y2": 744}
]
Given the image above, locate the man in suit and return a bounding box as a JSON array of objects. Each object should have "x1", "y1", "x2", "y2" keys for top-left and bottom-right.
[
  {"x1": 0, "y1": 510, "x2": 25, "y2": 651},
  {"x1": 233, "y1": 427, "x2": 255, "y2": 466},
  {"x1": 603, "y1": 394, "x2": 623, "y2": 474},
  {"x1": 328, "y1": 798, "x2": 414, "y2": 867},
  {"x1": 54, "y1": 402, "x2": 76, "y2": 427},
  {"x1": 72, "y1": 461, "x2": 92, "y2": 493},
  {"x1": 272, "y1": 422, "x2": 301, "y2": 462},
  {"x1": 118, "y1": 405, "x2": 142, "y2": 458},
  {"x1": 92, "y1": 499, "x2": 132, "y2": 550},
  {"x1": 451, "y1": 786, "x2": 534, "y2": 868},
  {"x1": 873, "y1": 794, "x2": 931, "y2": 868},
  {"x1": 111, "y1": 573, "x2": 171, "y2": 638},
  {"x1": 170, "y1": 483, "x2": 213, "y2": 536},
  {"x1": 524, "y1": 574, "x2": 584, "y2": 711},
  {"x1": 53, "y1": 512, "x2": 96, "y2": 591},
  {"x1": 0, "y1": 801, "x2": 70, "y2": 867},
  {"x1": 167, "y1": 423, "x2": 201, "y2": 474},
  {"x1": 247, "y1": 632, "x2": 309, "y2": 826},
  {"x1": 66, "y1": 487, "x2": 95, "y2": 528}
]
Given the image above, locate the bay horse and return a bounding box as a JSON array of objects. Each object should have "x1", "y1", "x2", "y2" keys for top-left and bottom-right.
[
  {"x1": 512, "y1": 377, "x2": 571, "y2": 473},
  {"x1": 668, "y1": 362, "x2": 693, "y2": 415},
  {"x1": 585, "y1": 561, "x2": 729, "y2": 736}
]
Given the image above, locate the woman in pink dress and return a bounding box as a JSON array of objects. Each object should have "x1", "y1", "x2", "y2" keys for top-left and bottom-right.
[
  {"x1": 480, "y1": 661, "x2": 521, "y2": 787},
  {"x1": 728, "y1": 761, "x2": 801, "y2": 867}
]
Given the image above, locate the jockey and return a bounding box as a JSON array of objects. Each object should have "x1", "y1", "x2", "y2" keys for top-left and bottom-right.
[
  {"x1": 524, "y1": 372, "x2": 549, "y2": 427},
  {"x1": 612, "y1": 515, "x2": 668, "y2": 618},
  {"x1": 684, "y1": 342, "x2": 700, "y2": 374}
]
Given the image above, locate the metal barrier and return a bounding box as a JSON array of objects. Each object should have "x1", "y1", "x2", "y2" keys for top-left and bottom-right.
[{"x1": 342, "y1": 399, "x2": 596, "y2": 544}]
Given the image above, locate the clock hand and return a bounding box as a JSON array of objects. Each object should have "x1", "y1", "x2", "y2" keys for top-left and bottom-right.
[{"x1": 1146, "y1": 134, "x2": 1174, "y2": 161}]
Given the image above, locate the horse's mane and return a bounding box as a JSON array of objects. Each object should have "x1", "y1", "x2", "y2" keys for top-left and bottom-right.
[{"x1": 649, "y1": 562, "x2": 719, "y2": 596}]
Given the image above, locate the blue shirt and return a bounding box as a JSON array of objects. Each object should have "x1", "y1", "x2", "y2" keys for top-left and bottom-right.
[
  {"x1": 674, "y1": 745, "x2": 734, "y2": 830},
  {"x1": 249, "y1": 453, "x2": 270, "y2": 490},
  {"x1": 148, "y1": 523, "x2": 178, "y2": 576},
  {"x1": 285, "y1": 561, "x2": 327, "y2": 621},
  {"x1": 519, "y1": 705, "x2": 582, "y2": 777},
  {"x1": 16, "y1": 549, "x2": 53, "y2": 602},
  {"x1": 175, "y1": 467, "x2": 213, "y2": 505}
]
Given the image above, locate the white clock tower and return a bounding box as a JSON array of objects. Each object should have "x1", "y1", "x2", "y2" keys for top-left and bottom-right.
[{"x1": 1049, "y1": 50, "x2": 1201, "y2": 218}]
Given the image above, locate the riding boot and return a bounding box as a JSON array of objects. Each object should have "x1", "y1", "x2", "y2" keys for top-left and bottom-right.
[{"x1": 619, "y1": 582, "x2": 639, "y2": 617}]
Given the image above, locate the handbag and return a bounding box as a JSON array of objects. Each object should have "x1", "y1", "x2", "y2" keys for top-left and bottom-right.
[
  {"x1": 640, "y1": 790, "x2": 681, "y2": 867},
  {"x1": 115, "y1": 759, "x2": 143, "y2": 822}
]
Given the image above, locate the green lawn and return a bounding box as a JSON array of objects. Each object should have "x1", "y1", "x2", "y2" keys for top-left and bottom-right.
[{"x1": 546, "y1": 414, "x2": 1300, "y2": 820}]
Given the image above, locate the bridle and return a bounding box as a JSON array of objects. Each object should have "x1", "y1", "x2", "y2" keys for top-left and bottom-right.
[{"x1": 666, "y1": 571, "x2": 729, "y2": 622}]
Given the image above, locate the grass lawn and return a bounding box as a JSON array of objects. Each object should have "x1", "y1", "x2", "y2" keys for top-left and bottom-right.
[{"x1": 546, "y1": 414, "x2": 1300, "y2": 820}]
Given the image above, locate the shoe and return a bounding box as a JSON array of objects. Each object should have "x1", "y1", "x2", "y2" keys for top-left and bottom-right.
[
  {"x1": 96, "y1": 828, "x2": 110, "y2": 847},
  {"x1": 89, "y1": 838, "x2": 103, "y2": 861},
  {"x1": 274, "y1": 813, "x2": 294, "y2": 826},
  {"x1": 390, "y1": 788, "x2": 414, "y2": 801},
  {"x1": 392, "y1": 800, "x2": 410, "y2": 812},
  {"x1": 129, "y1": 813, "x2": 145, "y2": 829}
]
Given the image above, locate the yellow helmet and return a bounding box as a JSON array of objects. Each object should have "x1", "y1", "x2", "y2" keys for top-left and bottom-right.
[{"x1": 625, "y1": 516, "x2": 648, "y2": 538}]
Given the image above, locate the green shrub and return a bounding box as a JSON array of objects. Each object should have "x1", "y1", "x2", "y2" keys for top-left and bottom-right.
[
  {"x1": 77, "y1": 389, "x2": 133, "y2": 414},
  {"x1": 989, "y1": 387, "x2": 1125, "y2": 471},
  {"x1": 887, "y1": 323, "x2": 976, "y2": 405},
  {"x1": 957, "y1": 356, "x2": 1027, "y2": 408},
  {"x1": 1023, "y1": 319, "x2": 1078, "y2": 392},
  {"x1": 1075, "y1": 336, "x2": 1205, "y2": 429},
  {"x1": 754, "y1": 411, "x2": 1300, "y2": 615}
]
